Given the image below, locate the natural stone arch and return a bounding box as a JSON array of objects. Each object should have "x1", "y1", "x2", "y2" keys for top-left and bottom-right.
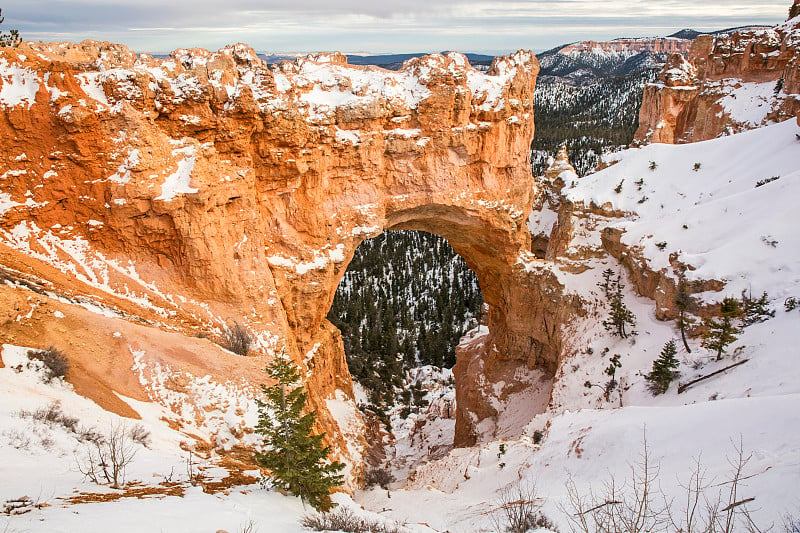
[
  {"x1": 379, "y1": 204, "x2": 571, "y2": 445},
  {"x1": 0, "y1": 42, "x2": 576, "y2": 482}
]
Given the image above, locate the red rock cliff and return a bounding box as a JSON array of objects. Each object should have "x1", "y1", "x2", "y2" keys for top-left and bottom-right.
[
  {"x1": 0, "y1": 41, "x2": 574, "y2": 469},
  {"x1": 635, "y1": 17, "x2": 800, "y2": 144}
]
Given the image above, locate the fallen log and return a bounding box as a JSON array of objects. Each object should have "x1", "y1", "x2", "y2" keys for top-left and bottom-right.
[{"x1": 677, "y1": 359, "x2": 749, "y2": 394}]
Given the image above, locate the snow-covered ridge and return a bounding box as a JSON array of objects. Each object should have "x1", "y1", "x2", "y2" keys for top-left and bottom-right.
[
  {"x1": 3, "y1": 42, "x2": 536, "y2": 124},
  {"x1": 568, "y1": 118, "x2": 800, "y2": 300}
]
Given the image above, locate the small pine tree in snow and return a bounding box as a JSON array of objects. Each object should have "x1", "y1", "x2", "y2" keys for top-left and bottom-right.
[
  {"x1": 740, "y1": 289, "x2": 775, "y2": 326},
  {"x1": 598, "y1": 268, "x2": 636, "y2": 338},
  {"x1": 645, "y1": 340, "x2": 680, "y2": 395},
  {"x1": 702, "y1": 297, "x2": 742, "y2": 360},
  {"x1": 255, "y1": 352, "x2": 344, "y2": 511},
  {"x1": 674, "y1": 274, "x2": 697, "y2": 353},
  {"x1": 602, "y1": 353, "x2": 622, "y2": 401}
]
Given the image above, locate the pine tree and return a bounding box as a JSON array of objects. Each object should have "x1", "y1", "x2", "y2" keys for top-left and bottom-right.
[
  {"x1": 602, "y1": 353, "x2": 622, "y2": 401},
  {"x1": 674, "y1": 274, "x2": 697, "y2": 353},
  {"x1": 702, "y1": 297, "x2": 742, "y2": 360},
  {"x1": 0, "y1": 9, "x2": 21, "y2": 48},
  {"x1": 254, "y1": 353, "x2": 344, "y2": 511},
  {"x1": 645, "y1": 340, "x2": 680, "y2": 395},
  {"x1": 740, "y1": 290, "x2": 775, "y2": 326},
  {"x1": 598, "y1": 268, "x2": 636, "y2": 338}
]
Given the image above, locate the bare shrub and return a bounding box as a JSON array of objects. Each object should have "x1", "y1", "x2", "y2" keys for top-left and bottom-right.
[
  {"x1": 19, "y1": 401, "x2": 78, "y2": 433},
  {"x1": 76, "y1": 425, "x2": 104, "y2": 444},
  {"x1": 563, "y1": 434, "x2": 670, "y2": 533},
  {"x1": 76, "y1": 421, "x2": 139, "y2": 489},
  {"x1": 783, "y1": 514, "x2": 800, "y2": 533},
  {"x1": 18, "y1": 401, "x2": 102, "y2": 444},
  {"x1": 239, "y1": 520, "x2": 258, "y2": 533},
  {"x1": 670, "y1": 439, "x2": 765, "y2": 533},
  {"x1": 126, "y1": 423, "x2": 151, "y2": 448},
  {"x1": 300, "y1": 507, "x2": 407, "y2": 533},
  {"x1": 220, "y1": 322, "x2": 253, "y2": 356},
  {"x1": 562, "y1": 435, "x2": 770, "y2": 533},
  {"x1": 2, "y1": 427, "x2": 53, "y2": 451},
  {"x1": 490, "y1": 482, "x2": 556, "y2": 533},
  {"x1": 26, "y1": 346, "x2": 69, "y2": 383},
  {"x1": 364, "y1": 467, "x2": 395, "y2": 489},
  {"x1": 185, "y1": 450, "x2": 207, "y2": 486}
]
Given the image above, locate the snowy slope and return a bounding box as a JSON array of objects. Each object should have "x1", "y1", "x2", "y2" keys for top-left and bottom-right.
[
  {"x1": 356, "y1": 120, "x2": 800, "y2": 532},
  {"x1": 0, "y1": 344, "x2": 308, "y2": 532},
  {"x1": 566, "y1": 118, "x2": 800, "y2": 301}
]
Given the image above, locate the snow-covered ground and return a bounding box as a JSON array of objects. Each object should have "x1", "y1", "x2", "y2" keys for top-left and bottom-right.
[
  {"x1": 0, "y1": 344, "x2": 307, "y2": 532},
  {"x1": 357, "y1": 120, "x2": 800, "y2": 531},
  {"x1": 566, "y1": 118, "x2": 800, "y2": 301},
  {"x1": 384, "y1": 366, "x2": 458, "y2": 482}
]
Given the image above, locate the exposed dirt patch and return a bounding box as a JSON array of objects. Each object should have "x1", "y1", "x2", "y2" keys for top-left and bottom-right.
[{"x1": 63, "y1": 481, "x2": 186, "y2": 505}]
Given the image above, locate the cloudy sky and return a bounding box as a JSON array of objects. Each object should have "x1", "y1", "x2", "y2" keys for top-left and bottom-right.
[{"x1": 2, "y1": 0, "x2": 791, "y2": 54}]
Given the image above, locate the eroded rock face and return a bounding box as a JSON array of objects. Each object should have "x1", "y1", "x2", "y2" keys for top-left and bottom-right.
[
  {"x1": 635, "y1": 17, "x2": 800, "y2": 144},
  {"x1": 0, "y1": 41, "x2": 573, "y2": 470},
  {"x1": 558, "y1": 38, "x2": 692, "y2": 56}
]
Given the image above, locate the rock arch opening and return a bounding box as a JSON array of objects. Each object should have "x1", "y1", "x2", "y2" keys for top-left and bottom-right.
[{"x1": 328, "y1": 229, "x2": 484, "y2": 476}]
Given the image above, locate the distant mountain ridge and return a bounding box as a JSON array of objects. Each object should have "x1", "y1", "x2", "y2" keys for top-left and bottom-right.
[
  {"x1": 668, "y1": 25, "x2": 774, "y2": 40},
  {"x1": 260, "y1": 52, "x2": 495, "y2": 70},
  {"x1": 537, "y1": 37, "x2": 692, "y2": 83}
]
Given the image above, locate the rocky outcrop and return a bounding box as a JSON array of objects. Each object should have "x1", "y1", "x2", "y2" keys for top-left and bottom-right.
[
  {"x1": 635, "y1": 15, "x2": 800, "y2": 144},
  {"x1": 599, "y1": 228, "x2": 725, "y2": 322},
  {"x1": 558, "y1": 38, "x2": 692, "y2": 57},
  {"x1": 527, "y1": 145, "x2": 579, "y2": 261},
  {"x1": 0, "y1": 41, "x2": 577, "y2": 470}
]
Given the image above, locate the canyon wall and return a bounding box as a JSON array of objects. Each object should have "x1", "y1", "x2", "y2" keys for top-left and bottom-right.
[
  {"x1": 0, "y1": 40, "x2": 570, "y2": 467},
  {"x1": 558, "y1": 37, "x2": 692, "y2": 57},
  {"x1": 635, "y1": 16, "x2": 800, "y2": 144}
]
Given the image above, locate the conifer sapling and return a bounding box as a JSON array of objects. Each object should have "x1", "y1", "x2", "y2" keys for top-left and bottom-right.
[
  {"x1": 740, "y1": 290, "x2": 775, "y2": 326},
  {"x1": 674, "y1": 274, "x2": 697, "y2": 353},
  {"x1": 645, "y1": 340, "x2": 680, "y2": 395},
  {"x1": 0, "y1": 9, "x2": 21, "y2": 48},
  {"x1": 255, "y1": 352, "x2": 344, "y2": 511},
  {"x1": 603, "y1": 353, "x2": 622, "y2": 400},
  {"x1": 598, "y1": 268, "x2": 636, "y2": 338},
  {"x1": 701, "y1": 297, "x2": 742, "y2": 360}
]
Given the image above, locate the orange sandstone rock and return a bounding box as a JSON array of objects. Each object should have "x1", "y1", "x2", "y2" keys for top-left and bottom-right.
[
  {"x1": 0, "y1": 42, "x2": 576, "y2": 472},
  {"x1": 635, "y1": 18, "x2": 800, "y2": 144}
]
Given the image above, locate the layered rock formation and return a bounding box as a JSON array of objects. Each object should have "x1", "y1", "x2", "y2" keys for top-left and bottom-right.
[
  {"x1": 537, "y1": 37, "x2": 694, "y2": 84},
  {"x1": 558, "y1": 38, "x2": 692, "y2": 57},
  {"x1": 0, "y1": 40, "x2": 576, "y2": 466},
  {"x1": 635, "y1": 15, "x2": 800, "y2": 143}
]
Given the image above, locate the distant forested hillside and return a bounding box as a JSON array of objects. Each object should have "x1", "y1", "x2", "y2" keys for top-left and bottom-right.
[
  {"x1": 328, "y1": 230, "x2": 481, "y2": 410},
  {"x1": 532, "y1": 68, "x2": 658, "y2": 176}
]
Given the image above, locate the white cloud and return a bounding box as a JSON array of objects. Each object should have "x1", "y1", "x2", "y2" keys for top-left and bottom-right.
[{"x1": 2, "y1": 0, "x2": 791, "y2": 53}]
